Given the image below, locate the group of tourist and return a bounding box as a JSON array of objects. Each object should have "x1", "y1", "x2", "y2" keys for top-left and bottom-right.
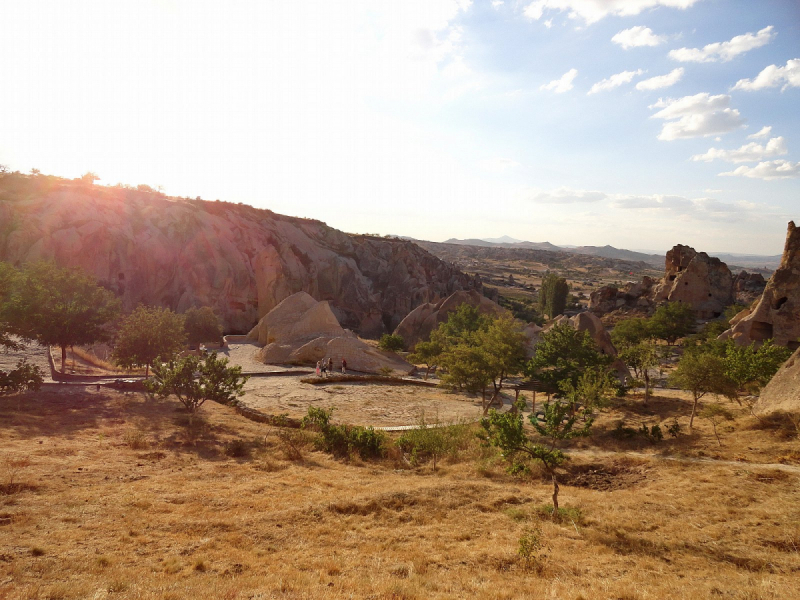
[{"x1": 316, "y1": 357, "x2": 347, "y2": 377}]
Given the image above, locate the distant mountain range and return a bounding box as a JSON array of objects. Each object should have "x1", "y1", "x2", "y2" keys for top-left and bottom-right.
[{"x1": 440, "y1": 237, "x2": 781, "y2": 272}]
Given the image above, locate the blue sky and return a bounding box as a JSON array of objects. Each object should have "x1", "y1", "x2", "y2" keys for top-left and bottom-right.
[{"x1": 0, "y1": 0, "x2": 798, "y2": 254}]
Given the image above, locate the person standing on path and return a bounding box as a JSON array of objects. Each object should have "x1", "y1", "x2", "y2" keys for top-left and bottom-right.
[
  {"x1": 328, "y1": 357, "x2": 333, "y2": 374},
  {"x1": 341, "y1": 358, "x2": 347, "y2": 374},
  {"x1": 321, "y1": 359, "x2": 327, "y2": 377},
  {"x1": 316, "y1": 360, "x2": 321, "y2": 377}
]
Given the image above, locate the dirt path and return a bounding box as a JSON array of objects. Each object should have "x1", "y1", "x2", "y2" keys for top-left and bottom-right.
[{"x1": 570, "y1": 448, "x2": 800, "y2": 474}]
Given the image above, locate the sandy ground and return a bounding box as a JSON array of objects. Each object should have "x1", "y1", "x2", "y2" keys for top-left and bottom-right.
[
  {"x1": 240, "y1": 376, "x2": 485, "y2": 427},
  {"x1": 222, "y1": 340, "x2": 485, "y2": 427},
  {"x1": 0, "y1": 338, "x2": 53, "y2": 382}
]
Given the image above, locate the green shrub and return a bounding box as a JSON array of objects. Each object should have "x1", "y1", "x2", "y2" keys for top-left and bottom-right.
[
  {"x1": 378, "y1": 334, "x2": 405, "y2": 352},
  {"x1": 302, "y1": 407, "x2": 386, "y2": 459}
]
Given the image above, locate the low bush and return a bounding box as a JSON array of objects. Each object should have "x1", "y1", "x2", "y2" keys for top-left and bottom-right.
[
  {"x1": 302, "y1": 407, "x2": 386, "y2": 459},
  {"x1": 395, "y1": 414, "x2": 474, "y2": 470}
]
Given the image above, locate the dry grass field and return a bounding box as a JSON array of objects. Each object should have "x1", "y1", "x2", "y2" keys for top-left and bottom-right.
[{"x1": 1, "y1": 387, "x2": 799, "y2": 600}]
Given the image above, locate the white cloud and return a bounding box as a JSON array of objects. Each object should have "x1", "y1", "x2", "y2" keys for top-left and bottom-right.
[
  {"x1": 528, "y1": 186, "x2": 608, "y2": 203},
  {"x1": 588, "y1": 69, "x2": 643, "y2": 94},
  {"x1": 491, "y1": 0, "x2": 504, "y2": 8},
  {"x1": 612, "y1": 26, "x2": 666, "y2": 49},
  {"x1": 635, "y1": 67, "x2": 683, "y2": 90},
  {"x1": 732, "y1": 58, "x2": 800, "y2": 91},
  {"x1": 747, "y1": 126, "x2": 772, "y2": 139},
  {"x1": 720, "y1": 160, "x2": 800, "y2": 180},
  {"x1": 524, "y1": 0, "x2": 700, "y2": 25},
  {"x1": 544, "y1": 18, "x2": 554, "y2": 27},
  {"x1": 691, "y1": 137, "x2": 788, "y2": 163},
  {"x1": 540, "y1": 68, "x2": 578, "y2": 93},
  {"x1": 480, "y1": 157, "x2": 520, "y2": 172},
  {"x1": 650, "y1": 93, "x2": 745, "y2": 140},
  {"x1": 669, "y1": 26, "x2": 775, "y2": 63}
]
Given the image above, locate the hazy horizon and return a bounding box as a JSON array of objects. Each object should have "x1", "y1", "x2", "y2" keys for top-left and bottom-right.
[{"x1": 1, "y1": 0, "x2": 798, "y2": 255}]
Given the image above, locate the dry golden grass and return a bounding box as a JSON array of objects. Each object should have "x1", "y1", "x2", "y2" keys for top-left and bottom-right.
[{"x1": 0, "y1": 387, "x2": 798, "y2": 599}]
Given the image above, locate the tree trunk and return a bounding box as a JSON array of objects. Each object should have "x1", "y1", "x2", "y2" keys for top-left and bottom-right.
[
  {"x1": 551, "y1": 474, "x2": 559, "y2": 519},
  {"x1": 689, "y1": 394, "x2": 699, "y2": 429},
  {"x1": 644, "y1": 370, "x2": 650, "y2": 403},
  {"x1": 61, "y1": 345, "x2": 67, "y2": 374}
]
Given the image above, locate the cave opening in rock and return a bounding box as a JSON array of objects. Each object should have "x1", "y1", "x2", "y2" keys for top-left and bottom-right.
[
  {"x1": 750, "y1": 321, "x2": 773, "y2": 341},
  {"x1": 773, "y1": 297, "x2": 788, "y2": 310}
]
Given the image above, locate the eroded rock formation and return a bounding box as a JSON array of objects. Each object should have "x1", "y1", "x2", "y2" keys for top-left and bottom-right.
[
  {"x1": 753, "y1": 348, "x2": 800, "y2": 416},
  {"x1": 589, "y1": 244, "x2": 754, "y2": 320},
  {"x1": 250, "y1": 292, "x2": 412, "y2": 374},
  {"x1": 0, "y1": 179, "x2": 481, "y2": 335},
  {"x1": 393, "y1": 290, "x2": 507, "y2": 350},
  {"x1": 721, "y1": 221, "x2": 800, "y2": 349}
]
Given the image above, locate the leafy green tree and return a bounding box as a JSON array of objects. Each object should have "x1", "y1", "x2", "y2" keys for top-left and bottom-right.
[
  {"x1": 526, "y1": 323, "x2": 612, "y2": 393},
  {"x1": 113, "y1": 305, "x2": 187, "y2": 376},
  {"x1": 432, "y1": 304, "x2": 490, "y2": 347},
  {"x1": 147, "y1": 352, "x2": 249, "y2": 425},
  {"x1": 408, "y1": 339, "x2": 442, "y2": 380},
  {"x1": 0, "y1": 262, "x2": 21, "y2": 352},
  {"x1": 722, "y1": 340, "x2": 791, "y2": 392},
  {"x1": 434, "y1": 312, "x2": 527, "y2": 412},
  {"x1": 481, "y1": 398, "x2": 593, "y2": 514},
  {"x1": 539, "y1": 273, "x2": 568, "y2": 319},
  {"x1": 668, "y1": 352, "x2": 737, "y2": 428},
  {"x1": 184, "y1": 306, "x2": 223, "y2": 347},
  {"x1": 619, "y1": 342, "x2": 660, "y2": 401},
  {"x1": 475, "y1": 314, "x2": 528, "y2": 410},
  {"x1": 558, "y1": 366, "x2": 618, "y2": 411},
  {"x1": 610, "y1": 317, "x2": 652, "y2": 348},
  {"x1": 378, "y1": 333, "x2": 405, "y2": 352},
  {"x1": 3, "y1": 262, "x2": 121, "y2": 373},
  {"x1": 649, "y1": 302, "x2": 696, "y2": 345}
]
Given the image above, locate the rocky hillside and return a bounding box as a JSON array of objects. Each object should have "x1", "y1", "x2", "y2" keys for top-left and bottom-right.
[{"x1": 0, "y1": 174, "x2": 481, "y2": 336}]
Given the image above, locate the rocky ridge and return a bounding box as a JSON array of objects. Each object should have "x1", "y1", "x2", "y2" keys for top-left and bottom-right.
[
  {"x1": 0, "y1": 176, "x2": 482, "y2": 336},
  {"x1": 590, "y1": 244, "x2": 764, "y2": 320}
]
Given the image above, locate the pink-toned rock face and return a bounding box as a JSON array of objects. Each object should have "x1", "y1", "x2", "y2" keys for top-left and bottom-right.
[
  {"x1": 721, "y1": 222, "x2": 800, "y2": 349},
  {"x1": 0, "y1": 182, "x2": 481, "y2": 336}
]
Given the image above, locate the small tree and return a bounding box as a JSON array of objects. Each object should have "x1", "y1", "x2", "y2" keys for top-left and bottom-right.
[
  {"x1": 539, "y1": 273, "x2": 568, "y2": 319},
  {"x1": 80, "y1": 172, "x2": 99, "y2": 185},
  {"x1": 378, "y1": 333, "x2": 405, "y2": 353},
  {"x1": 558, "y1": 366, "x2": 618, "y2": 411},
  {"x1": 147, "y1": 352, "x2": 249, "y2": 425},
  {"x1": 619, "y1": 342, "x2": 659, "y2": 401},
  {"x1": 526, "y1": 323, "x2": 612, "y2": 392},
  {"x1": 668, "y1": 352, "x2": 737, "y2": 428},
  {"x1": 699, "y1": 403, "x2": 735, "y2": 446},
  {"x1": 475, "y1": 314, "x2": 528, "y2": 410},
  {"x1": 113, "y1": 305, "x2": 187, "y2": 376},
  {"x1": 723, "y1": 340, "x2": 791, "y2": 392},
  {"x1": 408, "y1": 339, "x2": 442, "y2": 380},
  {"x1": 649, "y1": 302, "x2": 696, "y2": 345},
  {"x1": 610, "y1": 317, "x2": 652, "y2": 348},
  {"x1": 184, "y1": 306, "x2": 223, "y2": 347},
  {"x1": 481, "y1": 399, "x2": 593, "y2": 515},
  {"x1": 3, "y1": 262, "x2": 121, "y2": 373}
]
